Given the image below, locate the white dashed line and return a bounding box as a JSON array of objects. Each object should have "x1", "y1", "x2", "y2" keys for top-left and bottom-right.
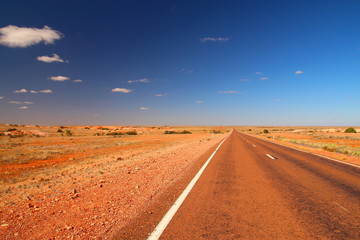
[
  {"x1": 266, "y1": 154, "x2": 276, "y2": 159},
  {"x1": 334, "y1": 202, "x2": 350, "y2": 212},
  {"x1": 147, "y1": 135, "x2": 230, "y2": 240}
]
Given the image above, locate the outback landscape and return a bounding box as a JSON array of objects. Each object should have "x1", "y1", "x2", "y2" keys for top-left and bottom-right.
[{"x1": 0, "y1": 124, "x2": 359, "y2": 239}]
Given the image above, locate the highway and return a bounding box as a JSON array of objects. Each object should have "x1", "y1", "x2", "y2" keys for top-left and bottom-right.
[{"x1": 117, "y1": 130, "x2": 360, "y2": 239}]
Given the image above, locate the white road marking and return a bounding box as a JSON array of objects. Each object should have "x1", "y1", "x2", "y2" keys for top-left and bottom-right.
[
  {"x1": 266, "y1": 154, "x2": 276, "y2": 159},
  {"x1": 252, "y1": 144, "x2": 256, "y2": 147},
  {"x1": 147, "y1": 135, "x2": 230, "y2": 240},
  {"x1": 236, "y1": 131, "x2": 360, "y2": 169},
  {"x1": 334, "y1": 202, "x2": 350, "y2": 212}
]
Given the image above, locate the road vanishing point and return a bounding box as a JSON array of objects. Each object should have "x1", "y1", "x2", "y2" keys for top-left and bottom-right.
[{"x1": 117, "y1": 130, "x2": 360, "y2": 239}]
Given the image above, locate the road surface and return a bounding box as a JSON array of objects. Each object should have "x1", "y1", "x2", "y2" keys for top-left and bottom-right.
[{"x1": 117, "y1": 130, "x2": 360, "y2": 239}]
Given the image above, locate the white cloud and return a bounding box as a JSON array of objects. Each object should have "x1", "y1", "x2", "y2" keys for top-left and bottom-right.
[
  {"x1": 111, "y1": 88, "x2": 132, "y2": 93},
  {"x1": 260, "y1": 77, "x2": 269, "y2": 80},
  {"x1": 295, "y1": 70, "x2": 304, "y2": 75},
  {"x1": 0, "y1": 96, "x2": 4, "y2": 99},
  {"x1": 275, "y1": 98, "x2": 281, "y2": 102},
  {"x1": 0, "y1": 25, "x2": 63, "y2": 48},
  {"x1": 37, "y1": 53, "x2": 67, "y2": 63},
  {"x1": 19, "y1": 106, "x2": 28, "y2": 109},
  {"x1": 180, "y1": 68, "x2": 194, "y2": 73},
  {"x1": 240, "y1": 78, "x2": 249, "y2": 82},
  {"x1": 49, "y1": 75, "x2": 69, "y2": 81},
  {"x1": 155, "y1": 93, "x2": 167, "y2": 97},
  {"x1": 13, "y1": 89, "x2": 27, "y2": 93},
  {"x1": 30, "y1": 90, "x2": 38, "y2": 93},
  {"x1": 255, "y1": 72, "x2": 262, "y2": 75},
  {"x1": 128, "y1": 78, "x2": 150, "y2": 84},
  {"x1": 139, "y1": 107, "x2": 150, "y2": 110},
  {"x1": 9, "y1": 101, "x2": 33, "y2": 104},
  {"x1": 218, "y1": 90, "x2": 241, "y2": 94},
  {"x1": 39, "y1": 89, "x2": 52, "y2": 93},
  {"x1": 195, "y1": 100, "x2": 204, "y2": 103},
  {"x1": 201, "y1": 37, "x2": 229, "y2": 42},
  {"x1": 73, "y1": 79, "x2": 83, "y2": 83}
]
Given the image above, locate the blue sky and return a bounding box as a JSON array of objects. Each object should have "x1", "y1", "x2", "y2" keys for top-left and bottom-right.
[{"x1": 1, "y1": 0, "x2": 359, "y2": 126}]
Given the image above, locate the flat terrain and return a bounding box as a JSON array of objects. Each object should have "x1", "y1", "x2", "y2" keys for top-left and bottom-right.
[
  {"x1": 1, "y1": 125, "x2": 359, "y2": 239},
  {"x1": 125, "y1": 130, "x2": 360, "y2": 239},
  {"x1": 0, "y1": 124, "x2": 228, "y2": 239}
]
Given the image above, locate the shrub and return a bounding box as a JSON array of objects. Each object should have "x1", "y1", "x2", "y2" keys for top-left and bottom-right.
[
  {"x1": 164, "y1": 130, "x2": 174, "y2": 134},
  {"x1": 322, "y1": 144, "x2": 337, "y2": 152},
  {"x1": 345, "y1": 127, "x2": 357, "y2": 133},
  {"x1": 65, "y1": 130, "x2": 72, "y2": 136},
  {"x1": 7, "y1": 128, "x2": 17, "y2": 131},
  {"x1": 57, "y1": 129, "x2": 63, "y2": 133},
  {"x1": 263, "y1": 129, "x2": 269, "y2": 133},
  {"x1": 106, "y1": 132, "x2": 124, "y2": 136},
  {"x1": 181, "y1": 130, "x2": 192, "y2": 134},
  {"x1": 211, "y1": 130, "x2": 222, "y2": 134},
  {"x1": 248, "y1": 129, "x2": 252, "y2": 131},
  {"x1": 125, "y1": 130, "x2": 137, "y2": 135}
]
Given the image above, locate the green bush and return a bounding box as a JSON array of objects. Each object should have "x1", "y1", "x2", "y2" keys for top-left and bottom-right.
[
  {"x1": 125, "y1": 131, "x2": 137, "y2": 135},
  {"x1": 263, "y1": 129, "x2": 269, "y2": 133},
  {"x1": 57, "y1": 129, "x2": 63, "y2": 133},
  {"x1": 211, "y1": 130, "x2": 222, "y2": 134},
  {"x1": 7, "y1": 128, "x2": 17, "y2": 131},
  {"x1": 65, "y1": 130, "x2": 72, "y2": 136},
  {"x1": 164, "y1": 130, "x2": 192, "y2": 134},
  {"x1": 345, "y1": 127, "x2": 357, "y2": 133}
]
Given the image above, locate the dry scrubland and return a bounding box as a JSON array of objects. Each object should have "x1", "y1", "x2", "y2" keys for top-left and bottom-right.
[
  {"x1": 1, "y1": 124, "x2": 359, "y2": 239},
  {"x1": 237, "y1": 126, "x2": 360, "y2": 166},
  {"x1": 0, "y1": 124, "x2": 229, "y2": 239}
]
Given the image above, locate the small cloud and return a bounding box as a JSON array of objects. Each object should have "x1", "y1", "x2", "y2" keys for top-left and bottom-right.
[
  {"x1": 275, "y1": 98, "x2": 281, "y2": 102},
  {"x1": 155, "y1": 93, "x2": 167, "y2": 97},
  {"x1": 240, "y1": 78, "x2": 249, "y2": 82},
  {"x1": 260, "y1": 77, "x2": 269, "y2": 80},
  {"x1": 255, "y1": 72, "x2": 262, "y2": 75},
  {"x1": 180, "y1": 68, "x2": 194, "y2": 73},
  {"x1": 0, "y1": 96, "x2": 4, "y2": 99},
  {"x1": 37, "y1": 53, "x2": 67, "y2": 63},
  {"x1": 30, "y1": 90, "x2": 38, "y2": 93},
  {"x1": 13, "y1": 89, "x2": 27, "y2": 93},
  {"x1": 112, "y1": 88, "x2": 132, "y2": 93},
  {"x1": 48, "y1": 75, "x2": 69, "y2": 81},
  {"x1": 73, "y1": 79, "x2": 83, "y2": 83},
  {"x1": 39, "y1": 89, "x2": 52, "y2": 93},
  {"x1": 195, "y1": 100, "x2": 204, "y2": 103},
  {"x1": 128, "y1": 78, "x2": 150, "y2": 84},
  {"x1": 0, "y1": 25, "x2": 63, "y2": 48},
  {"x1": 295, "y1": 70, "x2": 304, "y2": 75},
  {"x1": 218, "y1": 90, "x2": 241, "y2": 94},
  {"x1": 139, "y1": 107, "x2": 150, "y2": 110},
  {"x1": 201, "y1": 37, "x2": 229, "y2": 42},
  {"x1": 9, "y1": 101, "x2": 33, "y2": 104},
  {"x1": 19, "y1": 106, "x2": 28, "y2": 109}
]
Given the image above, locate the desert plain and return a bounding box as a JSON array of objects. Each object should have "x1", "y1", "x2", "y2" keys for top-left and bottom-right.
[{"x1": 0, "y1": 124, "x2": 359, "y2": 239}]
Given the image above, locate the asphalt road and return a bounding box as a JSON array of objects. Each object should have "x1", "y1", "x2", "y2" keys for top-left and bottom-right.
[{"x1": 117, "y1": 130, "x2": 360, "y2": 239}]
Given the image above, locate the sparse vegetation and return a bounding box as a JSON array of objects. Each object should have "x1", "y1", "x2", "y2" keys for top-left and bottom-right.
[
  {"x1": 263, "y1": 129, "x2": 269, "y2": 133},
  {"x1": 164, "y1": 130, "x2": 192, "y2": 134},
  {"x1": 345, "y1": 127, "x2": 357, "y2": 133},
  {"x1": 125, "y1": 130, "x2": 137, "y2": 135},
  {"x1": 65, "y1": 130, "x2": 72, "y2": 136},
  {"x1": 211, "y1": 130, "x2": 222, "y2": 134}
]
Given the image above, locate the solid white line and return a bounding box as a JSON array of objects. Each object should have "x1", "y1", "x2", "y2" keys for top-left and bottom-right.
[
  {"x1": 237, "y1": 131, "x2": 360, "y2": 169},
  {"x1": 147, "y1": 135, "x2": 229, "y2": 240},
  {"x1": 334, "y1": 202, "x2": 350, "y2": 212},
  {"x1": 266, "y1": 154, "x2": 276, "y2": 159}
]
